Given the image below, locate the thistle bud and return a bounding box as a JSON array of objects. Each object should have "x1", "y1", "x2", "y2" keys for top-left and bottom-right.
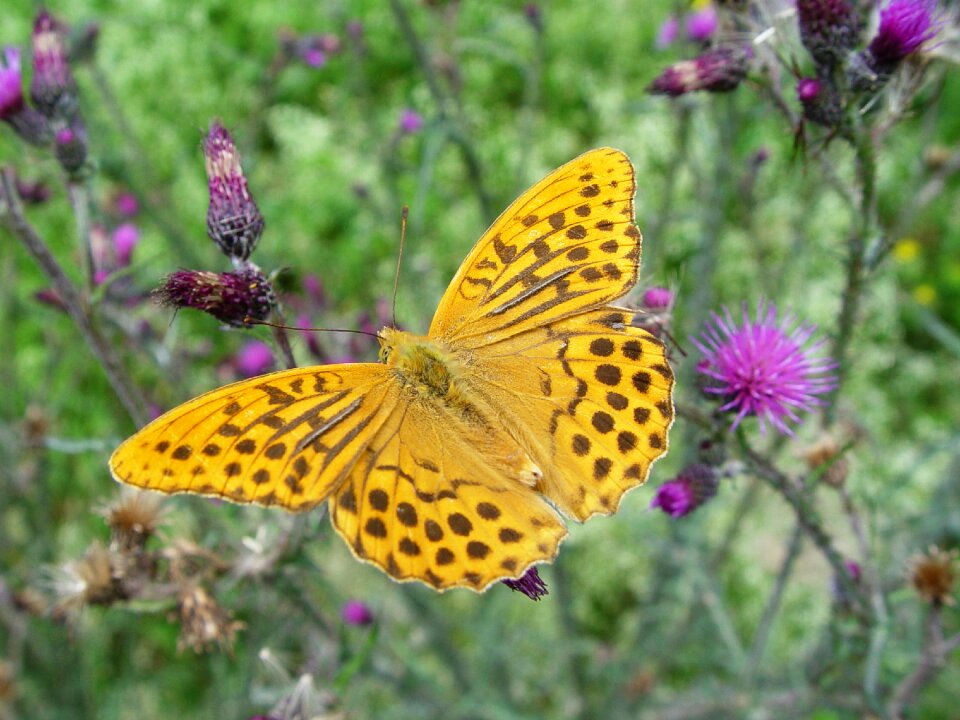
[
  {"x1": 155, "y1": 265, "x2": 276, "y2": 327},
  {"x1": 650, "y1": 463, "x2": 719, "y2": 518},
  {"x1": 849, "y1": 0, "x2": 940, "y2": 92},
  {"x1": 30, "y1": 11, "x2": 78, "y2": 121},
  {"x1": 795, "y1": 0, "x2": 862, "y2": 68},
  {"x1": 647, "y1": 47, "x2": 750, "y2": 97},
  {"x1": 797, "y1": 76, "x2": 843, "y2": 128},
  {"x1": 203, "y1": 121, "x2": 264, "y2": 261}
]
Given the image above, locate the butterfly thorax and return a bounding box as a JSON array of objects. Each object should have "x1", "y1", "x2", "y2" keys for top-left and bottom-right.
[{"x1": 378, "y1": 327, "x2": 476, "y2": 415}]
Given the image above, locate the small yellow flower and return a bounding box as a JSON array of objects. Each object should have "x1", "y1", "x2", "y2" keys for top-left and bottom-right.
[
  {"x1": 913, "y1": 284, "x2": 936, "y2": 305},
  {"x1": 893, "y1": 238, "x2": 920, "y2": 263}
]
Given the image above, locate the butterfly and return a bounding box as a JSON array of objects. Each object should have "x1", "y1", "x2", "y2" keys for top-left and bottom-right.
[{"x1": 110, "y1": 148, "x2": 675, "y2": 592}]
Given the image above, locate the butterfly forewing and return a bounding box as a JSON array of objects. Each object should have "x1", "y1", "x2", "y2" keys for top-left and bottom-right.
[
  {"x1": 110, "y1": 365, "x2": 393, "y2": 511},
  {"x1": 429, "y1": 148, "x2": 640, "y2": 346}
]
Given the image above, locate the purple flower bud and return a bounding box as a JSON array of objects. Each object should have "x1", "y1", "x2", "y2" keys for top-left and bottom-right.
[
  {"x1": 656, "y1": 16, "x2": 679, "y2": 49},
  {"x1": 524, "y1": 4, "x2": 544, "y2": 34},
  {"x1": 398, "y1": 109, "x2": 424, "y2": 135},
  {"x1": 795, "y1": 0, "x2": 862, "y2": 67},
  {"x1": 502, "y1": 566, "x2": 549, "y2": 600},
  {"x1": 112, "y1": 223, "x2": 140, "y2": 267},
  {"x1": 54, "y1": 121, "x2": 88, "y2": 174},
  {"x1": 797, "y1": 77, "x2": 822, "y2": 102},
  {"x1": 341, "y1": 600, "x2": 374, "y2": 626},
  {"x1": 301, "y1": 48, "x2": 326, "y2": 68},
  {"x1": 0, "y1": 47, "x2": 25, "y2": 120},
  {"x1": 30, "y1": 11, "x2": 78, "y2": 120},
  {"x1": 685, "y1": 5, "x2": 718, "y2": 43},
  {"x1": 235, "y1": 341, "x2": 275, "y2": 378},
  {"x1": 647, "y1": 47, "x2": 750, "y2": 97},
  {"x1": 650, "y1": 464, "x2": 718, "y2": 518},
  {"x1": 155, "y1": 265, "x2": 276, "y2": 327},
  {"x1": 642, "y1": 287, "x2": 674, "y2": 309},
  {"x1": 797, "y1": 76, "x2": 842, "y2": 127},
  {"x1": 204, "y1": 121, "x2": 265, "y2": 261},
  {"x1": 15, "y1": 177, "x2": 51, "y2": 204},
  {"x1": 346, "y1": 20, "x2": 364, "y2": 41},
  {"x1": 302, "y1": 273, "x2": 326, "y2": 307}
]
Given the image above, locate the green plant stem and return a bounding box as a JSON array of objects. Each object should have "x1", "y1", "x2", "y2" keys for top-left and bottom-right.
[
  {"x1": 65, "y1": 180, "x2": 95, "y2": 289},
  {"x1": 825, "y1": 124, "x2": 876, "y2": 426},
  {"x1": 746, "y1": 522, "x2": 803, "y2": 682},
  {"x1": 740, "y1": 438, "x2": 867, "y2": 619},
  {"x1": 889, "y1": 608, "x2": 960, "y2": 720},
  {"x1": 1, "y1": 169, "x2": 149, "y2": 427},
  {"x1": 388, "y1": 0, "x2": 493, "y2": 220},
  {"x1": 645, "y1": 103, "x2": 691, "y2": 277}
]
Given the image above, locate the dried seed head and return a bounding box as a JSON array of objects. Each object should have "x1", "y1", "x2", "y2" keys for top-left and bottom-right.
[
  {"x1": 909, "y1": 545, "x2": 957, "y2": 606},
  {"x1": 177, "y1": 585, "x2": 243, "y2": 653},
  {"x1": 101, "y1": 490, "x2": 167, "y2": 552},
  {"x1": 802, "y1": 433, "x2": 849, "y2": 488},
  {"x1": 50, "y1": 542, "x2": 116, "y2": 617}
]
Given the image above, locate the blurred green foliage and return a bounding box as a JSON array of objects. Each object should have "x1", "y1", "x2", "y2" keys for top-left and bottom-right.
[{"x1": 2, "y1": 1, "x2": 959, "y2": 719}]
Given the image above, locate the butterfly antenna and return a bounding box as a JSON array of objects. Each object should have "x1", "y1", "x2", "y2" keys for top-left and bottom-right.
[
  {"x1": 391, "y1": 206, "x2": 408, "y2": 329},
  {"x1": 244, "y1": 317, "x2": 380, "y2": 340}
]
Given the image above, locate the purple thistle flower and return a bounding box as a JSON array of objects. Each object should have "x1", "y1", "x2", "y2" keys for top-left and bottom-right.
[
  {"x1": 685, "y1": 5, "x2": 718, "y2": 43},
  {"x1": 647, "y1": 47, "x2": 751, "y2": 97},
  {"x1": 398, "y1": 109, "x2": 424, "y2": 135},
  {"x1": 642, "y1": 287, "x2": 674, "y2": 310},
  {"x1": 795, "y1": 0, "x2": 862, "y2": 67},
  {"x1": 502, "y1": 566, "x2": 549, "y2": 601},
  {"x1": 155, "y1": 266, "x2": 276, "y2": 328},
  {"x1": 301, "y1": 48, "x2": 326, "y2": 68},
  {"x1": 656, "y1": 16, "x2": 680, "y2": 49},
  {"x1": 235, "y1": 341, "x2": 275, "y2": 378},
  {"x1": 692, "y1": 301, "x2": 838, "y2": 435},
  {"x1": 30, "y1": 11, "x2": 77, "y2": 120},
  {"x1": 115, "y1": 192, "x2": 139, "y2": 216},
  {"x1": 0, "y1": 47, "x2": 24, "y2": 120},
  {"x1": 341, "y1": 600, "x2": 374, "y2": 626},
  {"x1": 112, "y1": 223, "x2": 140, "y2": 267},
  {"x1": 650, "y1": 463, "x2": 718, "y2": 518},
  {"x1": 869, "y1": 0, "x2": 940, "y2": 65},
  {"x1": 204, "y1": 121, "x2": 265, "y2": 262}
]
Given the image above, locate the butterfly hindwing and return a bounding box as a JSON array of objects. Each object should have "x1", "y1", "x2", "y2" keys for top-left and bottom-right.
[
  {"x1": 430, "y1": 148, "x2": 640, "y2": 346},
  {"x1": 329, "y1": 388, "x2": 567, "y2": 590},
  {"x1": 109, "y1": 365, "x2": 393, "y2": 511},
  {"x1": 464, "y1": 308, "x2": 674, "y2": 521}
]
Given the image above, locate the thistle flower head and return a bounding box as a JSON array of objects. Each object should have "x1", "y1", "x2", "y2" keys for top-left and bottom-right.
[
  {"x1": 30, "y1": 11, "x2": 77, "y2": 120},
  {"x1": 650, "y1": 463, "x2": 718, "y2": 518},
  {"x1": 642, "y1": 287, "x2": 674, "y2": 310},
  {"x1": 0, "y1": 47, "x2": 24, "y2": 120},
  {"x1": 796, "y1": 0, "x2": 862, "y2": 67},
  {"x1": 685, "y1": 5, "x2": 718, "y2": 43},
  {"x1": 647, "y1": 47, "x2": 751, "y2": 97},
  {"x1": 869, "y1": 0, "x2": 940, "y2": 66},
  {"x1": 155, "y1": 265, "x2": 275, "y2": 327},
  {"x1": 502, "y1": 566, "x2": 549, "y2": 600},
  {"x1": 656, "y1": 16, "x2": 680, "y2": 49},
  {"x1": 692, "y1": 301, "x2": 837, "y2": 435},
  {"x1": 341, "y1": 600, "x2": 374, "y2": 626},
  {"x1": 399, "y1": 108, "x2": 424, "y2": 134},
  {"x1": 204, "y1": 121, "x2": 264, "y2": 261},
  {"x1": 53, "y1": 121, "x2": 88, "y2": 174},
  {"x1": 797, "y1": 76, "x2": 843, "y2": 127},
  {"x1": 909, "y1": 545, "x2": 957, "y2": 606}
]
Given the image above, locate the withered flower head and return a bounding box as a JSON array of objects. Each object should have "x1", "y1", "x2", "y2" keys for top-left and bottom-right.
[
  {"x1": 50, "y1": 542, "x2": 116, "y2": 617},
  {"x1": 802, "y1": 433, "x2": 849, "y2": 487},
  {"x1": 177, "y1": 585, "x2": 243, "y2": 653},
  {"x1": 909, "y1": 545, "x2": 957, "y2": 606},
  {"x1": 101, "y1": 490, "x2": 167, "y2": 552}
]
